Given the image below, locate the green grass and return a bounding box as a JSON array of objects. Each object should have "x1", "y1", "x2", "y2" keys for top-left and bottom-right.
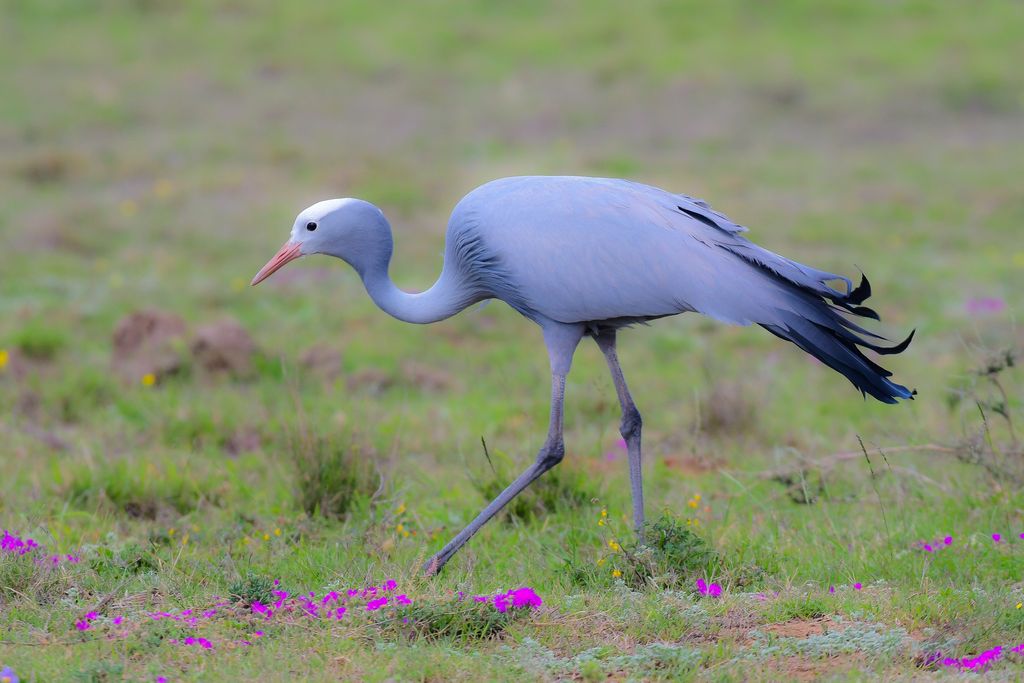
[{"x1": 2, "y1": 0, "x2": 1023, "y2": 680}]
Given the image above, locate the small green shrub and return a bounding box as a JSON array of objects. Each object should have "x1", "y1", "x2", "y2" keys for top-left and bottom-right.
[
  {"x1": 12, "y1": 320, "x2": 68, "y2": 360},
  {"x1": 472, "y1": 447, "x2": 596, "y2": 524},
  {"x1": 228, "y1": 572, "x2": 275, "y2": 607},
  {"x1": 72, "y1": 661, "x2": 124, "y2": 683},
  {"x1": 388, "y1": 597, "x2": 532, "y2": 642},
  {"x1": 62, "y1": 458, "x2": 223, "y2": 518},
  {"x1": 611, "y1": 514, "x2": 720, "y2": 589},
  {"x1": 290, "y1": 433, "x2": 380, "y2": 519}
]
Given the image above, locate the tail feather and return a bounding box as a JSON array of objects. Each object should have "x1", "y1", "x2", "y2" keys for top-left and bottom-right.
[
  {"x1": 758, "y1": 285, "x2": 915, "y2": 404},
  {"x1": 718, "y1": 239, "x2": 915, "y2": 404}
]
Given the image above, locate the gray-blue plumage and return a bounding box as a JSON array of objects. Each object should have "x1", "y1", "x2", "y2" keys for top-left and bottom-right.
[
  {"x1": 446, "y1": 176, "x2": 912, "y2": 403},
  {"x1": 252, "y1": 174, "x2": 915, "y2": 574}
]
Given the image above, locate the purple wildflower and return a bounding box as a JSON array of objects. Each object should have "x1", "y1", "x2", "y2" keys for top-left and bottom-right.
[
  {"x1": 829, "y1": 585, "x2": 835, "y2": 594},
  {"x1": 383, "y1": 579, "x2": 397, "y2": 591},
  {"x1": 965, "y1": 297, "x2": 1006, "y2": 316},
  {"x1": 944, "y1": 536, "x2": 953, "y2": 545},
  {"x1": 944, "y1": 645, "x2": 1003, "y2": 670},
  {"x1": 993, "y1": 533, "x2": 1002, "y2": 543},
  {"x1": 854, "y1": 583, "x2": 862, "y2": 590},
  {"x1": 366, "y1": 597, "x2": 388, "y2": 611},
  {"x1": 1, "y1": 666, "x2": 18, "y2": 683},
  {"x1": 112, "y1": 616, "x2": 124, "y2": 626},
  {"x1": 75, "y1": 620, "x2": 90, "y2": 631},
  {"x1": 508, "y1": 587, "x2": 542, "y2": 608},
  {"x1": 395, "y1": 594, "x2": 412, "y2": 605},
  {"x1": 335, "y1": 607, "x2": 347, "y2": 620},
  {"x1": 696, "y1": 578, "x2": 722, "y2": 597}
]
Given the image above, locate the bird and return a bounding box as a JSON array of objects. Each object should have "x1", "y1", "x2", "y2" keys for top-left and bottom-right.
[{"x1": 251, "y1": 175, "x2": 914, "y2": 575}]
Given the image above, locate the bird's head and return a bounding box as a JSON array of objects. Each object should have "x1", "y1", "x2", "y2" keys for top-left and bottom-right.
[{"x1": 251, "y1": 198, "x2": 392, "y2": 285}]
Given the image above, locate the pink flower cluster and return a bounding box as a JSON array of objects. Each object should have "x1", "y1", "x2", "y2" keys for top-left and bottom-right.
[
  {"x1": 468, "y1": 587, "x2": 544, "y2": 612},
  {"x1": 940, "y1": 642, "x2": 1024, "y2": 671},
  {"x1": 915, "y1": 535, "x2": 954, "y2": 553},
  {"x1": 249, "y1": 578, "x2": 411, "y2": 623},
  {"x1": 696, "y1": 578, "x2": 722, "y2": 597},
  {"x1": 915, "y1": 531, "x2": 1024, "y2": 553},
  {"x1": 2, "y1": 530, "x2": 80, "y2": 566},
  {"x1": 1, "y1": 530, "x2": 40, "y2": 555}
]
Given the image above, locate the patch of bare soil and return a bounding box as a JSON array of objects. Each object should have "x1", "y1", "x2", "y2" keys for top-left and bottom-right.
[
  {"x1": 111, "y1": 309, "x2": 188, "y2": 382},
  {"x1": 224, "y1": 428, "x2": 262, "y2": 456},
  {"x1": 347, "y1": 367, "x2": 395, "y2": 394},
  {"x1": 761, "y1": 653, "x2": 865, "y2": 682},
  {"x1": 191, "y1": 317, "x2": 255, "y2": 375},
  {"x1": 400, "y1": 360, "x2": 454, "y2": 393},
  {"x1": 763, "y1": 617, "x2": 842, "y2": 639},
  {"x1": 662, "y1": 452, "x2": 717, "y2": 476},
  {"x1": 300, "y1": 343, "x2": 344, "y2": 380}
]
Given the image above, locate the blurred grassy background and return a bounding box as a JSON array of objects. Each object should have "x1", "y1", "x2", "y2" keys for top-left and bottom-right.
[{"x1": 1, "y1": 1, "x2": 1022, "y2": 680}]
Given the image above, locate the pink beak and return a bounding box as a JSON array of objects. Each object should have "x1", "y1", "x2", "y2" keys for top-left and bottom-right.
[{"x1": 251, "y1": 241, "x2": 303, "y2": 286}]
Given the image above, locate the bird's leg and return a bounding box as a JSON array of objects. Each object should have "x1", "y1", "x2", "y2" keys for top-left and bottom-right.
[
  {"x1": 595, "y1": 330, "x2": 645, "y2": 541},
  {"x1": 423, "y1": 323, "x2": 583, "y2": 576}
]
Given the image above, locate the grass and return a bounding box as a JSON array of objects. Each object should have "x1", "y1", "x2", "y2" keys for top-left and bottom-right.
[{"x1": 2, "y1": 0, "x2": 1023, "y2": 680}]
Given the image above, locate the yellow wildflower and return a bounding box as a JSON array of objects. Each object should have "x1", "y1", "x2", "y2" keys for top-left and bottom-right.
[
  {"x1": 396, "y1": 523, "x2": 405, "y2": 533},
  {"x1": 141, "y1": 373, "x2": 156, "y2": 387},
  {"x1": 608, "y1": 539, "x2": 621, "y2": 552},
  {"x1": 612, "y1": 569, "x2": 622, "y2": 578},
  {"x1": 396, "y1": 503, "x2": 407, "y2": 515},
  {"x1": 274, "y1": 528, "x2": 282, "y2": 536},
  {"x1": 600, "y1": 508, "x2": 607, "y2": 518},
  {"x1": 598, "y1": 519, "x2": 605, "y2": 527},
  {"x1": 402, "y1": 530, "x2": 410, "y2": 538},
  {"x1": 687, "y1": 500, "x2": 698, "y2": 509},
  {"x1": 168, "y1": 528, "x2": 176, "y2": 537},
  {"x1": 1017, "y1": 602, "x2": 1022, "y2": 609},
  {"x1": 119, "y1": 199, "x2": 138, "y2": 217},
  {"x1": 242, "y1": 536, "x2": 250, "y2": 545},
  {"x1": 0, "y1": 349, "x2": 8, "y2": 370},
  {"x1": 181, "y1": 533, "x2": 189, "y2": 546},
  {"x1": 597, "y1": 558, "x2": 606, "y2": 566},
  {"x1": 153, "y1": 179, "x2": 175, "y2": 199},
  {"x1": 263, "y1": 533, "x2": 270, "y2": 541}
]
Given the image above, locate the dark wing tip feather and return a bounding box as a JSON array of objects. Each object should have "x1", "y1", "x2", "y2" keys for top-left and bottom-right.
[{"x1": 847, "y1": 272, "x2": 872, "y2": 305}]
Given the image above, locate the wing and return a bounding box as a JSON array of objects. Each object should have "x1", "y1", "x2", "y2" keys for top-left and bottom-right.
[
  {"x1": 450, "y1": 176, "x2": 913, "y2": 403},
  {"x1": 452, "y1": 176, "x2": 855, "y2": 325}
]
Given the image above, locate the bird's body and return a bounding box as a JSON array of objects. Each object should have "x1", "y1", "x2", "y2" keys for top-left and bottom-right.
[
  {"x1": 446, "y1": 175, "x2": 782, "y2": 326},
  {"x1": 252, "y1": 175, "x2": 915, "y2": 574}
]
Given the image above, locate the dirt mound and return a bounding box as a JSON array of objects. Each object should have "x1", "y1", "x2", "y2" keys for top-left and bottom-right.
[
  {"x1": 400, "y1": 360, "x2": 454, "y2": 393},
  {"x1": 300, "y1": 344, "x2": 344, "y2": 380},
  {"x1": 191, "y1": 317, "x2": 256, "y2": 375},
  {"x1": 111, "y1": 309, "x2": 188, "y2": 382}
]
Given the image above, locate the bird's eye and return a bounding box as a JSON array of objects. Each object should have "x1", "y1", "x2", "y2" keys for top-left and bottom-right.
[{"x1": 306, "y1": 221, "x2": 317, "y2": 231}]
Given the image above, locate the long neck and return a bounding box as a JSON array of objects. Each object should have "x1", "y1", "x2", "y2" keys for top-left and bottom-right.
[{"x1": 359, "y1": 245, "x2": 475, "y2": 325}]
